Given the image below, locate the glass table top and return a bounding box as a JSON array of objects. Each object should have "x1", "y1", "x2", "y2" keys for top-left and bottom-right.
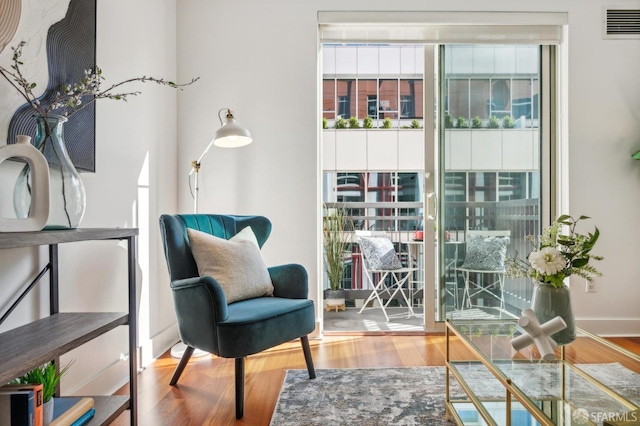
[{"x1": 446, "y1": 319, "x2": 640, "y2": 425}]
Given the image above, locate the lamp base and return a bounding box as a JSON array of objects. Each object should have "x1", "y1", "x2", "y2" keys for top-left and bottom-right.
[{"x1": 170, "y1": 341, "x2": 209, "y2": 359}]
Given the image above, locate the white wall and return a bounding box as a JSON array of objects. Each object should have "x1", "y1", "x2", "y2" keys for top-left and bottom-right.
[
  {"x1": 177, "y1": 0, "x2": 640, "y2": 336},
  {"x1": 0, "y1": 0, "x2": 180, "y2": 394}
]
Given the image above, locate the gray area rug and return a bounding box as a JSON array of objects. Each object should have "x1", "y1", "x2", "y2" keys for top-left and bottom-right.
[{"x1": 270, "y1": 364, "x2": 640, "y2": 426}]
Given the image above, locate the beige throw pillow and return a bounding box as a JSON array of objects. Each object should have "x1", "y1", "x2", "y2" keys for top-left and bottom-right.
[{"x1": 187, "y1": 227, "x2": 274, "y2": 303}]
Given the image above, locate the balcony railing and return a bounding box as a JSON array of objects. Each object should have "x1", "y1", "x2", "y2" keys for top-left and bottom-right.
[{"x1": 323, "y1": 199, "x2": 539, "y2": 314}]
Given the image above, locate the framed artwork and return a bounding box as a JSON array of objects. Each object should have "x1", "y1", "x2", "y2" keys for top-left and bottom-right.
[{"x1": 6, "y1": 0, "x2": 96, "y2": 172}]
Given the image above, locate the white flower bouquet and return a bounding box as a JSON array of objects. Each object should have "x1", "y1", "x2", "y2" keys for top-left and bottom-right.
[{"x1": 505, "y1": 215, "x2": 603, "y2": 288}]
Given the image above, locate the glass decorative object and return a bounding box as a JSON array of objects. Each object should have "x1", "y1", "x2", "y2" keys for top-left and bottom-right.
[{"x1": 14, "y1": 114, "x2": 86, "y2": 229}]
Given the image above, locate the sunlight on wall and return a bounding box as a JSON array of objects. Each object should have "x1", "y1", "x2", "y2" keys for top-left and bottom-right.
[{"x1": 135, "y1": 152, "x2": 150, "y2": 352}]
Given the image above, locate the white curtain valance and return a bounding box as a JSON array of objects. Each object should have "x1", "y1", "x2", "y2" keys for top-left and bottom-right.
[{"x1": 318, "y1": 11, "x2": 567, "y2": 45}]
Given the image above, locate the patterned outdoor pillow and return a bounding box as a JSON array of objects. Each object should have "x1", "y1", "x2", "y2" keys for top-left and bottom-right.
[
  {"x1": 460, "y1": 234, "x2": 510, "y2": 271},
  {"x1": 358, "y1": 235, "x2": 403, "y2": 270}
]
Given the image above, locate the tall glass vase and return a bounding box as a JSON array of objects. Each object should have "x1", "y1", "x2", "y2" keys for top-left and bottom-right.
[
  {"x1": 14, "y1": 114, "x2": 86, "y2": 229},
  {"x1": 530, "y1": 282, "x2": 576, "y2": 345}
]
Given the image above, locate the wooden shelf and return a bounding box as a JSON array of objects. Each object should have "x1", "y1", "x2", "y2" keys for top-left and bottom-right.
[
  {"x1": 0, "y1": 228, "x2": 138, "y2": 249},
  {"x1": 0, "y1": 228, "x2": 138, "y2": 424},
  {"x1": 0, "y1": 313, "x2": 127, "y2": 384},
  {"x1": 51, "y1": 396, "x2": 130, "y2": 426}
]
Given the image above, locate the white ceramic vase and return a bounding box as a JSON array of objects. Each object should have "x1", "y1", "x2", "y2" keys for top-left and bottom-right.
[{"x1": 0, "y1": 135, "x2": 50, "y2": 232}]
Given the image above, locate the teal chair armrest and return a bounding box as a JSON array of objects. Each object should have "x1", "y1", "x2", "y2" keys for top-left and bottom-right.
[
  {"x1": 269, "y1": 264, "x2": 308, "y2": 299},
  {"x1": 171, "y1": 276, "x2": 229, "y2": 354}
]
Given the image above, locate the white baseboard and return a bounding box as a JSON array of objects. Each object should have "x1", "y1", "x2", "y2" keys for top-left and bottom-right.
[
  {"x1": 139, "y1": 323, "x2": 181, "y2": 367},
  {"x1": 576, "y1": 317, "x2": 640, "y2": 336}
]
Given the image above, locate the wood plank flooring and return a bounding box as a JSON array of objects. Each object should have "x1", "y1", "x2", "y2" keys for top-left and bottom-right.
[{"x1": 110, "y1": 335, "x2": 640, "y2": 426}]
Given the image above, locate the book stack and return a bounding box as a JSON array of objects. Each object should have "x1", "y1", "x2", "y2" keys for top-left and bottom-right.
[
  {"x1": 0, "y1": 383, "x2": 44, "y2": 426},
  {"x1": 50, "y1": 397, "x2": 95, "y2": 426}
]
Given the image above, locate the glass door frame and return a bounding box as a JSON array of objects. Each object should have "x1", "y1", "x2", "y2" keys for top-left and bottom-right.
[{"x1": 425, "y1": 44, "x2": 560, "y2": 328}]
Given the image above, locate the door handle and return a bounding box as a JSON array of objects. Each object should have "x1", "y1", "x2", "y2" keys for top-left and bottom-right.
[{"x1": 426, "y1": 192, "x2": 438, "y2": 220}]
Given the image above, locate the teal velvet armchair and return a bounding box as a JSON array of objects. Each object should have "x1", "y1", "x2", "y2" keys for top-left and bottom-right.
[{"x1": 159, "y1": 214, "x2": 316, "y2": 419}]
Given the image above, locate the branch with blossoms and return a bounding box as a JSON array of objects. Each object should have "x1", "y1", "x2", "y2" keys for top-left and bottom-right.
[{"x1": 0, "y1": 41, "x2": 199, "y2": 119}]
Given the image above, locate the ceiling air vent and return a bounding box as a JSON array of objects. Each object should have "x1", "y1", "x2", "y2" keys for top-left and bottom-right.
[{"x1": 603, "y1": 7, "x2": 640, "y2": 39}]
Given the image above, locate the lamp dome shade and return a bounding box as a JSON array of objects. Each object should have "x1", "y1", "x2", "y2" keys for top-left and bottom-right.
[{"x1": 213, "y1": 115, "x2": 252, "y2": 148}]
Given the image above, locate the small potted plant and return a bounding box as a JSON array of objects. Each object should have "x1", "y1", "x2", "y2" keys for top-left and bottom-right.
[
  {"x1": 347, "y1": 116, "x2": 360, "y2": 129},
  {"x1": 456, "y1": 117, "x2": 468, "y2": 128},
  {"x1": 444, "y1": 113, "x2": 454, "y2": 129},
  {"x1": 363, "y1": 117, "x2": 373, "y2": 129},
  {"x1": 12, "y1": 361, "x2": 74, "y2": 424},
  {"x1": 334, "y1": 117, "x2": 346, "y2": 129},
  {"x1": 502, "y1": 115, "x2": 516, "y2": 129},
  {"x1": 323, "y1": 205, "x2": 350, "y2": 311},
  {"x1": 487, "y1": 115, "x2": 501, "y2": 129},
  {"x1": 471, "y1": 116, "x2": 483, "y2": 128},
  {"x1": 382, "y1": 117, "x2": 393, "y2": 129}
]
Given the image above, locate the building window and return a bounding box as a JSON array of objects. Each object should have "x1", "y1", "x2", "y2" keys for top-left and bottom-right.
[
  {"x1": 323, "y1": 79, "x2": 336, "y2": 119},
  {"x1": 337, "y1": 79, "x2": 355, "y2": 118},
  {"x1": 358, "y1": 79, "x2": 377, "y2": 118}
]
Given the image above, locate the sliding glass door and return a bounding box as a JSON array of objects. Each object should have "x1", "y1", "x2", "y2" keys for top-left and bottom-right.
[
  {"x1": 436, "y1": 44, "x2": 552, "y2": 322},
  {"x1": 320, "y1": 41, "x2": 556, "y2": 331}
]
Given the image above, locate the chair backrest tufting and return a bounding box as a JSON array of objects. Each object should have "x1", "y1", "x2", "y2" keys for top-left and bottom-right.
[{"x1": 159, "y1": 214, "x2": 272, "y2": 281}]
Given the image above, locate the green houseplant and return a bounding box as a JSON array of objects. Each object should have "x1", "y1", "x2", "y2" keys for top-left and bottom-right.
[
  {"x1": 502, "y1": 115, "x2": 516, "y2": 129},
  {"x1": 444, "y1": 113, "x2": 454, "y2": 129},
  {"x1": 471, "y1": 116, "x2": 482, "y2": 128},
  {"x1": 487, "y1": 115, "x2": 500, "y2": 129},
  {"x1": 323, "y1": 205, "x2": 350, "y2": 309},
  {"x1": 347, "y1": 116, "x2": 360, "y2": 129},
  {"x1": 456, "y1": 117, "x2": 468, "y2": 128},
  {"x1": 334, "y1": 117, "x2": 346, "y2": 129},
  {"x1": 12, "y1": 360, "x2": 74, "y2": 424},
  {"x1": 382, "y1": 118, "x2": 393, "y2": 129},
  {"x1": 363, "y1": 117, "x2": 373, "y2": 129},
  {"x1": 12, "y1": 361, "x2": 73, "y2": 403}
]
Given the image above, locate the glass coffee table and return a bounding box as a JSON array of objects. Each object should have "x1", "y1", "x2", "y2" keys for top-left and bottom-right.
[{"x1": 445, "y1": 319, "x2": 640, "y2": 425}]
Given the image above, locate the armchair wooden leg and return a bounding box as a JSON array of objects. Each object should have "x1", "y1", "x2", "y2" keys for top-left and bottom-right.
[
  {"x1": 169, "y1": 345, "x2": 195, "y2": 386},
  {"x1": 300, "y1": 336, "x2": 316, "y2": 379},
  {"x1": 235, "y1": 357, "x2": 245, "y2": 419}
]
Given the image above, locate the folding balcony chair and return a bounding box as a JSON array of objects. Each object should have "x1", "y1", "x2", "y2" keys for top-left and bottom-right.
[
  {"x1": 457, "y1": 230, "x2": 510, "y2": 311},
  {"x1": 356, "y1": 231, "x2": 418, "y2": 321}
]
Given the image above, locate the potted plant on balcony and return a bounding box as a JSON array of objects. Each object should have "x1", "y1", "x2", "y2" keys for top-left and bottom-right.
[
  {"x1": 487, "y1": 115, "x2": 501, "y2": 129},
  {"x1": 323, "y1": 205, "x2": 350, "y2": 312},
  {"x1": 334, "y1": 117, "x2": 346, "y2": 129},
  {"x1": 502, "y1": 115, "x2": 516, "y2": 129}
]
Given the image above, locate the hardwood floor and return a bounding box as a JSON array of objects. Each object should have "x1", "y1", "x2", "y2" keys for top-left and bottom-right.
[{"x1": 110, "y1": 335, "x2": 640, "y2": 426}]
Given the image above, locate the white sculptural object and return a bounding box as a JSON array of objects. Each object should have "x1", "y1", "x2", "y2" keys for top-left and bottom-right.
[
  {"x1": 0, "y1": 135, "x2": 50, "y2": 232},
  {"x1": 510, "y1": 308, "x2": 567, "y2": 361}
]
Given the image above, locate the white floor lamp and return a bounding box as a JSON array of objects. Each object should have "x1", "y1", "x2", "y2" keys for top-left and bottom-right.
[{"x1": 170, "y1": 108, "x2": 253, "y2": 359}]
